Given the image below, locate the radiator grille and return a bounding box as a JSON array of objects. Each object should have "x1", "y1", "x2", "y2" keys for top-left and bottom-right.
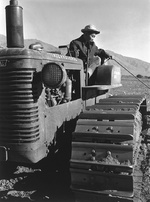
[{"x1": 0, "y1": 67, "x2": 40, "y2": 143}]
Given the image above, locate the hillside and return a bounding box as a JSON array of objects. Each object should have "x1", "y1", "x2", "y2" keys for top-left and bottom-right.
[
  {"x1": 107, "y1": 50, "x2": 150, "y2": 76},
  {"x1": 0, "y1": 34, "x2": 6, "y2": 48},
  {"x1": 0, "y1": 34, "x2": 59, "y2": 53},
  {"x1": 1, "y1": 34, "x2": 150, "y2": 76}
]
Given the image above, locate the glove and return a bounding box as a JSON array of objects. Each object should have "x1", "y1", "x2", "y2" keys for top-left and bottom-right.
[{"x1": 104, "y1": 51, "x2": 112, "y2": 59}]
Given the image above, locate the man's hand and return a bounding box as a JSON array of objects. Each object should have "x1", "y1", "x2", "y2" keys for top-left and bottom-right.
[{"x1": 104, "y1": 51, "x2": 112, "y2": 60}]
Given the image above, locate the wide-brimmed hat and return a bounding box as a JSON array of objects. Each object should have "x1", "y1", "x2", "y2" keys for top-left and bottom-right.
[{"x1": 81, "y1": 24, "x2": 100, "y2": 34}]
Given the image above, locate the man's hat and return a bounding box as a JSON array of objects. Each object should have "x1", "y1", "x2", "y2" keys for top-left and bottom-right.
[{"x1": 81, "y1": 24, "x2": 100, "y2": 34}]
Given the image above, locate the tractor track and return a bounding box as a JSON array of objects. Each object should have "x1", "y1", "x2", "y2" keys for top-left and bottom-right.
[{"x1": 1, "y1": 95, "x2": 150, "y2": 202}]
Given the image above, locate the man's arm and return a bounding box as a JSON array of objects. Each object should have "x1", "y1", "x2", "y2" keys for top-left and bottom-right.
[
  {"x1": 68, "y1": 41, "x2": 79, "y2": 57},
  {"x1": 95, "y1": 48, "x2": 112, "y2": 64}
]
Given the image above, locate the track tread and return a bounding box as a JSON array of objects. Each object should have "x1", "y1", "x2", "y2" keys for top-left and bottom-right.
[{"x1": 70, "y1": 94, "x2": 147, "y2": 201}]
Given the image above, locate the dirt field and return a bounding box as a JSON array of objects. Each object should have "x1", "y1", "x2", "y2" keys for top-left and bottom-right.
[
  {"x1": 109, "y1": 75, "x2": 150, "y2": 110},
  {"x1": 1, "y1": 75, "x2": 150, "y2": 202}
]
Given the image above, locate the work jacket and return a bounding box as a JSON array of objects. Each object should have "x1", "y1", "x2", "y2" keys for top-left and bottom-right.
[{"x1": 68, "y1": 34, "x2": 109, "y2": 67}]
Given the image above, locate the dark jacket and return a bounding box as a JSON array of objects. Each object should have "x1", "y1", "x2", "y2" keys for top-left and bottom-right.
[{"x1": 68, "y1": 34, "x2": 109, "y2": 66}]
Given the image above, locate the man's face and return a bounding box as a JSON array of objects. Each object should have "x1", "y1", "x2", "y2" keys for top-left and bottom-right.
[{"x1": 84, "y1": 32, "x2": 96, "y2": 42}]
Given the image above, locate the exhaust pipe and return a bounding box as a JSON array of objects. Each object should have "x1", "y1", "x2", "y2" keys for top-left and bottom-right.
[{"x1": 5, "y1": 0, "x2": 24, "y2": 48}]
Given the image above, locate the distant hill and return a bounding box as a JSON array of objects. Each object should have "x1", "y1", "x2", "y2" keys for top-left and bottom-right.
[
  {"x1": 24, "y1": 39, "x2": 60, "y2": 53},
  {"x1": 0, "y1": 34, "x2": 59, "y2": 53},
  {"x1": 107, "y1": 50, "x2": 150, "y2": 76},
  {"x1": 1, "y1": 34, "x2": 150, "y2": 76},
  {"x1": 0, "y1": 34, "x2": 6, "y2": 48}
]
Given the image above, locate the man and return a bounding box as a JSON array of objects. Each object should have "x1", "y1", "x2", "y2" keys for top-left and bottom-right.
[{"x1": 68, "y1": 24, "x2": 111, "y2": 80}]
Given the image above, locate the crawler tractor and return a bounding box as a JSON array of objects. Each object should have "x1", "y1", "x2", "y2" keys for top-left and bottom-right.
[{"x1": 0, "y1": 0, "x2": 148, "y2": 201}]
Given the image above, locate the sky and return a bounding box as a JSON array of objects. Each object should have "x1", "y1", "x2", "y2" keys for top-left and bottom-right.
[{"x1": 0, "y1": 0, "x2": 150, "y2": 63}]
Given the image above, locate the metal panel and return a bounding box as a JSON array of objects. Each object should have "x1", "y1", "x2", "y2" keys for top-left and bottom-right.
[
  {"x1": 70, "y1": 168, "x2": 133, "y2": 191},
  {"x1": 71, "y1": 142, "x2": 133, "y2": 164},
  {"x1": 72, "y1": 188, "x2": 133, "y2": 202},
  {"x1": 75, "y1": 120, "x2": 135, "y2": 135}
]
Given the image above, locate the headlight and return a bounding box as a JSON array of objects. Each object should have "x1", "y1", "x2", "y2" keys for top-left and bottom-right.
[{"x1": 42, "y1": 62, "x2": 67, "y2": 88}]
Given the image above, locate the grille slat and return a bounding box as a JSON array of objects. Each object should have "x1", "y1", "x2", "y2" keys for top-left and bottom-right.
[
  {"x1": 0, "y1": 129, "x2": 39, "y2": 135},
  {"x1": 0, "y1": 111, "x2": 38, "y2": 116}
]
